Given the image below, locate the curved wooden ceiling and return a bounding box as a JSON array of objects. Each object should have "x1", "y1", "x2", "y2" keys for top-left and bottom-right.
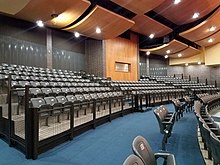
[
  {"x1": 63, "y1": 5, "x2": 135, "y2": 40},
  {"x1": 0, "y1": 0, "x2": 220, "y2": 58},
  {"x1": 15, "y1": 0, "x2": 91, "y2": 28},
  {"x1": 180, "y1": 8, "x2": 220, "y2": 47},
  {"x1": 140, "y1": 39, "x2": 201, "y2": 58},
  {"x1": 131, "y1": 15, "x2": 172, "y2": 38},
  {"x1": 0, "y1": 0, "x2": 31, "y2": 15},
  {"x1": 110, "y1": 0, "x2": 165, "y2": 15},
  {"x1": 154, "y1": 0, "x2": 220, "y2": 25}
]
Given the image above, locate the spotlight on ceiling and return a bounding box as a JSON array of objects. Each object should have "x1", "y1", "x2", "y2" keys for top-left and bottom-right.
[
  {"x1": 36, "y1": 20, "x2": 44, "y2": 27},
  {"x1": 185, "y1": 63, "x2": 188, "y2": 66},
  {"x1": 149, "y1": 33, "x2": 155, "y2": 39},
  {"x1": 178, "y1": 53, "x2": 182, "y2": 57},
  {"x1": 209, "y1": 26, "x2": 216, "y2": 32},
  {"x1": 174, "y1": 0, "x2": 181, "y2": 4},
  {"x1": 96, "y1": 27, "x2": 101, "y2": 34},
  {"x1": 166, "y1": 50, "x2": 171, "y2": 54},
  {"x1": 146, "y1": 51, "x2": 150, "y2": 55},
  {"x1": 198, "y1": 61, "x2": 201, "y2": 65},
  {"x1": 192, "y1": 12, "x2": 200, "y2": 19},
  {"x1": 208, "y1": 38, "x2": 213, "y2": 43},
  {"x1": 164, "y1": 55, "x2": 168, "y2": 59},
  {"x1": 74, "y1": 32, "x2": 80, "y2": 38}
]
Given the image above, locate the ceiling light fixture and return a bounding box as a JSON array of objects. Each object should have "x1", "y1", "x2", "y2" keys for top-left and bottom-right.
[
  {"x1": 192, "y1": 12, "x2": 200, "y2": 19},
  {"x1": 209, "y1": 26, "x2": 216, "y2": 32},
  {"x1": 164, "y1": 55, "x2": 168, "y2": 59},
  {"x1": 96, "y1": 27, "x2": 101, "y2": 34},
  {"x1": 178, "y1": 53, "x2": 182, "y2": 57},
  {"x1": 146, "y1": 51, "x2": 150, "y2": 55},
  {"x1": 36, "y1": 20, "x2": 44, "y2": 27},
  {"x1": 198, "y1": 61, "x2": 201, "y2": 65},
  {"x1": 149, "y1": 33, "x2": 155, "y2": 39},
  {"x1": 174, "y1": 0, "x2": 181, "y2": 4},
  {"x1": 185, "y1": 63, "x2": 188, "y2": 66},
  {"x1": 166, "y1": 50, "x2": 171, "y2": 54},
  {"x1": 208, "y1": 38, "x2": 213, "y2": 43},
  {"x1": 74, "y1": 32, "x2": 80, "y2": 38}
]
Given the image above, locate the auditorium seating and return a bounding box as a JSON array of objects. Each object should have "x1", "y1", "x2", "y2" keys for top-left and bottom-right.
[
  {"x1": 210, "y1": 132, "x2": 220, "y2": 165},
  {"x1": 0, "y1": 63, "x2": 219, "y2": 160},
  {"x1": 132, "y1": 136, "x2": 176, "y2": 165},
  {"x1": 194, "y1": 93, "x2": 220, "y2": 163},
  {"x1": 172, "y1": 99, "x2": 185, "y2": 120},
  {"x1": 153, "y1": 106, "x2": 175, "y2": 150}
]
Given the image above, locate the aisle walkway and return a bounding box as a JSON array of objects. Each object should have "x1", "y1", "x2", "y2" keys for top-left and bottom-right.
[{"x1": 0, "y1": 104, "x2": 205, "y2": 165}]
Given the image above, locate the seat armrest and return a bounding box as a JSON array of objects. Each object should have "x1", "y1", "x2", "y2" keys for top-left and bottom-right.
[
  {"x1": 162, "y1": 121, "x2": 173, "y2": 125},
  {"x1": 154, "y1": 152, "x2": 176, "y2": 165}
]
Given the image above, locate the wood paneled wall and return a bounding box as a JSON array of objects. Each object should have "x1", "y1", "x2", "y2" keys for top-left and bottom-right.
[{"x1": 105, "y1": 34, "x2": 138, "y2": 81}]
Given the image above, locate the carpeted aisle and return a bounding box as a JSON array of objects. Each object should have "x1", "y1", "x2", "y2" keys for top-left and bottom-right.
[{"x1": 0, "y1": 104, "x2": 205, "y2": 165}]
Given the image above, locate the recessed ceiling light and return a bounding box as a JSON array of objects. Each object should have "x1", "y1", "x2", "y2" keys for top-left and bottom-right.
[
  {"x1": 178, "y1": 53, "x2": 182, "y2": 57},
  {"x1": 174, "y1": 0, "x2": 181, "y2": 4},
  {"x1": 96, "y1": 27, "x2": 101, "y2": 34},
  {"x1": 74, "y1": 32, "x2": 80, "y2": 38},
  {"x1": 149, "y1": 33, "x2": 155, "y2": 39},
  {"x1": 146, "y1": 51, "x2": 150, "y2": 55},
  {"x1": 209, "y1": 26, "x2": 216, "y2": 32},
  {"x1": 166, "y1": 50, "x2": 171, "y2": 54},
  {"x1": 185, "y1": 63, "x2": 188, "y2": 66},
  {"x1": 198, "y1": 61, "x2": 201, "y2": 65},
  {"x1": 164, "y1": 55, "x2": 168, "y2": 59},
  {"x1": 36, "y1": 20, "x2": 44, "y2": 27},
  {"x1": 192, "y1": 12, "x2": 200, "y2": 19},
  {"x1": 208, "y1": 38, "x2": 213, "y2": 43}
]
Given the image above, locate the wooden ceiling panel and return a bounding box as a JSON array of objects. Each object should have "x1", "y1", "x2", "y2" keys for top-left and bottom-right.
[
  {"x1": 131, "y1": 15, "x2": 172, "y2": 38},
  {"x1": 154, "y1": 0, "x2": 220, "y2": 25},
  {"x1": 180, "y1": 8, "x2": 220, "y2": 43},
  {"x1": 140, "y1": 40, "x2": 188, "y2": 55},
  {"x1": 196, "y1": 31, "x2": 220, "y2": 47},
  {"x1": 169, "y1": 46, "x2": 201, "y2": 58},
  {"x1": 110, "y1": 0, "x2": 165, "y2": 15},
  {"x1": 14, "y1": 0, "x2": 91, "y2": 28},
  {"x1": 0, "y1": 0, "x2": 31, "y2": 15},
  {"x1": 63, "y1": 5, "x2": 135, "y2": 40}
]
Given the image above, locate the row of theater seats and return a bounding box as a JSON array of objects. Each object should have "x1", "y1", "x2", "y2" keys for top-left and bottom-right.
[
  {"x1": 141, "y1": 75, "x2": 219, "y2": 94},
  {"x1": 194, "y1": 94, "x2": 220, "y2": 165},
  {"x1": 123, "y1": 136, "x2": 176, "y2": 165},
  {"x1": 30, "y1": 91, "x2": 123, "y2": 126}
]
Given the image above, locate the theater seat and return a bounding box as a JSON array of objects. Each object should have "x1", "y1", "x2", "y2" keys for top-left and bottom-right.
[
  {"x1": 132, "y1": 136, "x2": 176, "y2": 165},
  {"x1": 123, "y1": 154, "x2": 144, "y2": 165},
  {"x1": 210, "y1": 132, "x2": 220, "y2": 165}
]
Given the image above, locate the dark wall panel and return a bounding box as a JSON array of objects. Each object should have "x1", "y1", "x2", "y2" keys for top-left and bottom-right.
[
  {"x1": 0, "y1": 15, "x2": 46, "y2": 45},
  {"x1": 85, "y1": 39, "x2": 104, "y2": 77},
  {"x1": 52, "y1": 30, "x2": 85, "y2": 54},
  {"x1": 149, "y1": 55, "x2": 168, "y2": 76},
  {"x1": 0, "y1": 34, "x2": 47, "y2": 67},
  {"x1": 52, "y1": 48, "x2": 86, "y2": 71}
]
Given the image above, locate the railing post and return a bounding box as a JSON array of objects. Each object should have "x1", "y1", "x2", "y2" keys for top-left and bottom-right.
[
  {"x1": 188, "y1": 75, "x2": 191, "y2": 81},
  {"x1": 70, "y1": 104, "x2": 74, "y2": 140},
  {"x1": 197, "y1": 77, "x2": 199, "y2": 83},
  {"x1": 109, "y1": 98, "x2": 112, "y2": 122},
  {"x1": 32, "y1": 109, "x2": 39, "y2": 160},
  {"x1": 92, "y1": 100, "x2": 96, "y2": 129},
  {"x1": 7, "y1": 74, "x2": 12, "y2": 146},
  {"x1": 24, "y1": 85, "x2": 32, "y2": 159},
  {"x1": 205, "y1": 78, "x2": 208, "y2": 85},
  {"x1": 215, "y1": 80, "x2": 217, "y2": 88}
]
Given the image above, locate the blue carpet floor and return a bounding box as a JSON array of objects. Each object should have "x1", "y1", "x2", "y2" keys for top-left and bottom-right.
[{"x1": 0, "y1": 104, "x2": 205, "y2": 165}]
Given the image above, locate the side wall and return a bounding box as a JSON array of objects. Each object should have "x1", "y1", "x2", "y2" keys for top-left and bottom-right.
[{"x1": 105, "y1": 34, "x2": 138, "y2": 81}]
